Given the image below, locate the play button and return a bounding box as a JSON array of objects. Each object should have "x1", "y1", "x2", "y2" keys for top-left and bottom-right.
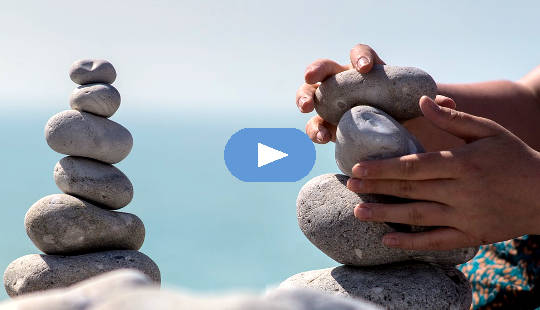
[
  {"x1": 258, "y1": 143, "x2": 288, "y2": 167},
  {"x1": 224, "y1": 128, "x2": 316, "y2": 182}
]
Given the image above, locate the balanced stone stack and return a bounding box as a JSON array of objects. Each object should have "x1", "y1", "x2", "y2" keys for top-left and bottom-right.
[
  {"x1": 280, "y1": 65, "x2": 479, "y2": 309},
  {"x1": 3, "y1": 59, "x2": 160, "y2": 297}
]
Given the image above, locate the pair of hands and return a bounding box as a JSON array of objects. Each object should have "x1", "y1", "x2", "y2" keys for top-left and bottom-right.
[{"x1": 296, "y1": 44, "x2": 540, "y2": 250}]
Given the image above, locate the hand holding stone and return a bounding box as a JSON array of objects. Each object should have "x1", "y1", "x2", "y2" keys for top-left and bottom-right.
[
  {"x1": 349, "y1": 96, "x2": 540, "y2": 250},
  {"x1": 296, "y1": 44, "x2": 458, "y2": 146},
  {"x1": 297, "y1": 57, "x2": 479, "y2": 265},
  {"x1": 296, "y1": 44, "x2": 386, "y2": 144},
  {"x1": 335, "y1": 106, "x2": 424, "y2": 176}
]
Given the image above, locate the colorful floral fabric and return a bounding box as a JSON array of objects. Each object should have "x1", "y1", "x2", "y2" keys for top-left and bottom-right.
[{"x1": 458, "y1": 235, "x2": 540, "y2": 309}]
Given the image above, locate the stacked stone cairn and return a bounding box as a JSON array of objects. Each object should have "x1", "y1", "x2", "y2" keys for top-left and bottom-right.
[
  {"x1": 280, "y1": 65, "x2": 479, "y2": 309},
  {"x1": 3, "y1": 59, "x2": 160, "y2": 297}
]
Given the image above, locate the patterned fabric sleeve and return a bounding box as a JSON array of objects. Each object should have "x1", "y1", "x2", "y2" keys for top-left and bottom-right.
[{"x1": 457, "y1": 235, "x2": 540, "y2": 309}]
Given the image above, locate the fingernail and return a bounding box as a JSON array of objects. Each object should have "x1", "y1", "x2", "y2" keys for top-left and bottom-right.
[
  {"x1": 425, "y1": 96, "x2": 440, "y2": 111},
  {"x1": 298, "y1": 96, "x2": 309, "y2": 109},
  {"x1": 383, "y1": 236, "x2": 400, "y2": 247},
  {"x1": 356, "y1": 56, "x2": 369, "y2": 69},
  {"x1": 355, "y1": 206, "x2": 372, "y2": 220},
  {"x1": 316, "y1": 131, "x2": 326, "y2": 142},
  {"x1": 348, "y1": 178, "x2": 363, "y2": 190},
  {"x1": 355, "y1": 165, "x2": 368, "y2": 177}
]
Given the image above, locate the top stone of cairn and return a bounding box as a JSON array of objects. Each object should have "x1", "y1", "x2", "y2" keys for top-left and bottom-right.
[
  {"x1": 69, "y1": 59, "x2": 117, "y2": 85},
  {"x1": 314, "y1": 65, "x2": 437, "y2": 125}
]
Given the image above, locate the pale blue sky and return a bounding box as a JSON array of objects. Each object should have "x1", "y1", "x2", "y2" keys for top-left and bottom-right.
[{"x1": 1, "y1": 0, "x2": 538, "y2": 114}]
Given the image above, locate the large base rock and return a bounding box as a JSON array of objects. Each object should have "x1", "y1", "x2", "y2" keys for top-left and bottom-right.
[
  {"x1": 3, "y1": 250, "x2": 160, "y2": 297},
  {"x1": 280, "y1": 262, "x2": 471, "y2": 310},
  {"x1": 298, "y1": 174, "x2": 478, "y2": 266}
]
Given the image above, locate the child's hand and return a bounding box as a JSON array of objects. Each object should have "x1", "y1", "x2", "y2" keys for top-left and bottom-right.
[
  {"x1": 295, "y1": 44, "x2": 385, "y2": 144},
  {"x1": 296, "y1": 43, "x2": 458, "y2": 150},
  {"x1": 348, "y1": 96, "x2": 540, "y2": 250}
]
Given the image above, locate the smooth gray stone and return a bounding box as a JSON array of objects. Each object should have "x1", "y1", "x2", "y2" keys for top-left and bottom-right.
[
  {"x1": 3, "y1": 250, "x2": 160, "y2": 297},
  {"x1": 54, "y1": 156, "x2": 134, "y2": 210},
  {"x1": 335, "y1": 106, "x2": 424, "y2": 176},
  {"x1": 70, "y1": 83, "x2": 121, "y2": 118},
  {"x1": 25, "y1": 194, "x2": 144, "y2": 255},
  {"x1": 314, "y1": 65, "x2": 437, "y2": 125},
  {"x1": 86, "y1": 287, "x2": 379, "y2": 310},
  {"x1": 45, "y1": 110, "x2": 133, "y2": 164},
  {"x1": 297, "y1": 174, "x2": 478, "y2": 266},
  {"x1": 0, "y1": 269, "x2": 155, "y2": 310},
  {"x1": 69, "y1": 59, "x2": 116, "y2": 85},
  {"x1": 279, "y1": 263, "x2": 471, "y2": 310}
]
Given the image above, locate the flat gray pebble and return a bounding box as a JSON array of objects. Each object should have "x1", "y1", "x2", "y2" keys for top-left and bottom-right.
[
  {"x1": 297, "y1": 174, "x2": 478, "y2": 266},
  {"x1": 54, "y1": 156, "x2": 133, "y2": 210},
  {"x1": 25, "y1": 194, "x2": 144, "y2": 255},
  {"x1": 69, "y1": 59, "x2": 116, "y2": 85},
  {"x1": 314, "y1": 65, "x2": 437, "y2": 125},
  {"x1": 45, "y1": 110, "x2": 133, "y2": 164},
  {"x1": 70, "y1": 83, "x2": 121, "y2": 118},
  {"x1": 279, "y1": 262, "x2": 471, "y2": 310},
  {"x1": 0, "y1": 269, "x2": 154, "y2": 310},
  {"x1": 335, "y1": 106, "x2": 424, "y2": 176},
  {"x1": 3, "y1": 250, "x2": 160, "y2": 297}
]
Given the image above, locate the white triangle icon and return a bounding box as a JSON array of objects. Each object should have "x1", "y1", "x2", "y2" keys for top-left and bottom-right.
[{"x1": 258, "y1": 143, "x2": 288, "y2": 167}]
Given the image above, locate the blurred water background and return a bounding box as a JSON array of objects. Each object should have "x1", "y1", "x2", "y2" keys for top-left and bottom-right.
[{"x1": 0, "y1": 107, "x2": 338, "y2": 298}]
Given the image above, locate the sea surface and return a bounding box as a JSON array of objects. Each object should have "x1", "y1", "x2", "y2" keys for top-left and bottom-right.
[{"x1": 0, "y1": 105, "x2": 341, "y2": 300}]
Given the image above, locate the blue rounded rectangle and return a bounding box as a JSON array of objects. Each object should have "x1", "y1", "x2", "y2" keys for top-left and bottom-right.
[{"x1": 224, "y1": 128, "x2": 316, "y2": 182}]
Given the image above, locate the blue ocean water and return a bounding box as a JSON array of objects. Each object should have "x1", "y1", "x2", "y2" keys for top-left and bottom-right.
[{"x1": 0, "y1": 106, "x2": 341, "y2": 300}]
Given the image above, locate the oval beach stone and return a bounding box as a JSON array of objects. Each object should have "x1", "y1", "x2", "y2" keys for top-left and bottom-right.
[
  {"x1": 3, "y1": 250, "x2": 160, "y2": 297},
  {"x1": 69, "y1": 59, "x2": 116, "y2": 85},
  {"x1": 45, "y1": 110, "x2": 133, "y2": 164},
  {"x1": 297, "y1": 174, "x2": 478, "y2": 266},
  {"x1": 314, "y1": 65, "x2": 437, "y2": 125},
  {"x1": 25, "y1": 194, "x2": 144, "y2": 255},
  {"x1": 70, "y1": 83, "x2": 121, "y2": 118},
  {"x1": 335, "y1": 106, "x2": 424, "y2": 176},
  {"x1": 54, "y1": 156, "x2": 133, "y2": 210},
  {"x1": 279, "y1": 263, "x2": 471, "y2": 310}
]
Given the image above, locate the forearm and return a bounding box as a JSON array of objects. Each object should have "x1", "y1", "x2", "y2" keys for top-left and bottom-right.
[{"x1": 438, "y1": 75, "x2": 540, "y2": 150}]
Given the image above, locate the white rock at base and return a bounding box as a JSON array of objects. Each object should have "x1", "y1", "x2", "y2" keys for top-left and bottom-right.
[{"x1": 0, "y1": 269, "x2": 154, "y2": 310}]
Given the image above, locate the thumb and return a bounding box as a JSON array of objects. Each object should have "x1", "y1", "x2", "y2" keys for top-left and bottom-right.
[
  {"x1": 419, "y1": 96, "x2": 501, "y2": 142},
  {"x1": 349, "y1": 44, "x2": 385, "y2": 73}
]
